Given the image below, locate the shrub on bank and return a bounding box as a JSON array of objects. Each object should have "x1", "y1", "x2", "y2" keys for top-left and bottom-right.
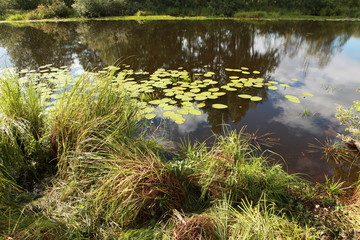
[{"x1": 72, "y1": 0, "x2": 138, "y2": 17}]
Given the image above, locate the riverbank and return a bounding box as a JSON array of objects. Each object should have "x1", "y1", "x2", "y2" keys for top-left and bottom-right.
[
  {"x1": 1, "y1": 13, "x2": 360, "y2": 24},
  {"x1": 0, "y1": 67, "x2": 359, "y2": 239}
]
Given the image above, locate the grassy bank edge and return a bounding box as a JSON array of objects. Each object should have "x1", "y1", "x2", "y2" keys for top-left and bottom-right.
[{"x1": 1, "y1": 14, "x2": 360, "y2": 24}]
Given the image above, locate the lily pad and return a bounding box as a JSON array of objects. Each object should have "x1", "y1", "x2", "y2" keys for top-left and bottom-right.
[
  {"x1": 250, "y1": 96, "x2": 262, "y2": 102},
  {"x1": 145, "y1": 113, "x2": 156, "y2": 119},
  {"x1": 212, "y1": 104, "x2": 228, "y2": 109},
  {"x1": 144, "y1": 107, "x2": 156, "y2": 113},
  {"x1": 209, "y1": 88, "x2": 220, "y2": 92},
  {"x1": 302, "y1": 92, "x2": 314, "y2": 97},
  {"x1": 238, "y1": 94, "x2": 252, "y2": 99},
  {"x1": 285, "y1": 95, "x2": 301, "y2": 103},
  {"x1": 197, "y1": 102, "x2": 206, "y2": 108},
  {"x1": 268, "y1": 86, "x2": 278, "y2": 90},
  {"x1": 189, "y1": 109, "x2": 202, "y2": 116}
]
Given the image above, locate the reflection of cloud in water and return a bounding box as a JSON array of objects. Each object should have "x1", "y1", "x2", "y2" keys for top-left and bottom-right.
[
  {"x1": 155, "y1": 105, "x2": 209, "y2": 136},
  {"x1": 270, "y1": 48, "x2": 360, "y2": 136},
  {"x1": 253, "y1": 34, "x2": 284, "y2": 55},
  {"x1": 177, "y1": 113, "x2": 209, "y2": 135},
  {"x1": 70, "y1": 58, "x2": 85, "y2": 76},
  {"x1": 0, "y1": 47, "x2": 12, "y2": 69}
]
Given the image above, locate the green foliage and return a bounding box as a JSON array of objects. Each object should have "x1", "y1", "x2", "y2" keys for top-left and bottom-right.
[
  {"x1": 72, "y1": 0, "x2": 139, "y2": 17},
  {"x1": 335, "y1": 101, "x2": 360, "y2": 143},
  {"x1": 208, "y1": 199, "x2": 311, "y2": 239},
  {"x1": 0, "y1": 72, "x2": 52, "y2": 188},
  {"x1": 177, "y1": 129, "x2": 303, "y2": 205},
  {"x1": 14, "y1": 0, "x2": 40, "y2": 10},
  {"x1": 32, "y1": 1, "x2": 73, "y2": 18}
]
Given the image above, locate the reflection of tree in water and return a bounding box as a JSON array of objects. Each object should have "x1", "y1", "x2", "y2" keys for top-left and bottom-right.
[
  {"x1": 74, "y1": 20, "x2": 280, "y2": 130},
  {"x1": 257, "y1": 21, "x2": 359, "y2": 69},
  {"x1": 0, "y1": 20, "x2": 359, "y2": 132},
  {"x1": 0, "y1": 23, "x2": 90, "y2": 70}
]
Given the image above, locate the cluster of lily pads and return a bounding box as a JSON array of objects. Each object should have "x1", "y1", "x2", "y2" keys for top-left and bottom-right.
[
  {"x1": 15, "y1": 64, "x2": 314, "y2": 125},
  {"x1": 111, "y1": 66, "x2": 314, "y2": 124}
]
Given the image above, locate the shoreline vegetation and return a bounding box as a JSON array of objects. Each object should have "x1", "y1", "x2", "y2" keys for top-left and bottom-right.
[
  {"x1": 1, "y1": 15, "x2": 360, "y2": 24},
  {"x1": 0, "y1": 67, "x2": 359, "y2": 239},
  {"x1": 1, "y1": 0, "x2": 360, "y2": 22}
]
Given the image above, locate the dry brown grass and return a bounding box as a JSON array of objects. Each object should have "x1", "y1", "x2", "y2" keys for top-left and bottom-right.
[{"x1": 172, "y1": 214, "x2": 216, "y2": 240}]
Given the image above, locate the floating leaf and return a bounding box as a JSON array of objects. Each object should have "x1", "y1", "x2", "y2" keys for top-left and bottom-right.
[
  {"x1": 177, "y1": 108, "x2": 189, "y2": 115},
  {"x1": 173, "y1": 115, "x2": 186, "y2": 124},
  {"x1": 163, "y1": 105, "x2": 175, "y2": 111},
  {"x1": 291, "y1": 78, "x2": 299, "y2": 81},
  {"x1": 194, "y1": 95, "x2": 207, "y2": 101},
  {"x1": 213, "y1": 92, "x2": 226, "y2": 96},
  {"x1": 226, "y1": 87, "x2": 237, "y2": 91},
  {"x1": 207, "y1": 95, "x2": 218, "y2": 99},
  {"x1": 253, "y1": 71, "x2": 260, "y2": 74},
  {"x1": 285, "y1": 95, "x2": 301, "y2": 103},
  {"x1": 145, "y1": 113, "x2": 156, "y2": 119},
  {"x1": 189, "y1": 109, "x2": 202, "y2": 116},
  {"x1": 144, "y1": 107, "x2": 156, "y2": 113},
  {"x1": 250, "y1": 96, "x2": 262, "y2": 102},
  {"x1": 212, "y1": 104, "x2": 228, "y2": 109},
  {"x1": 238, "y1": 94, "x2": 252, "y2": 99},
  {"x1": 268, "y1": 86, "x2": 278, "y2": 90},
  {"x1": 197, "y1": 102, "x2": 206, "y2": 108},
  {"x1": 280, "y1": 84, "x2": 290, "y2": 87},
  {"x1": 268, "y1": 81, "x2": 278, "y2": 85},
  {"x1": 302, "y1": 92, "x2": 314, "y2": 97}
]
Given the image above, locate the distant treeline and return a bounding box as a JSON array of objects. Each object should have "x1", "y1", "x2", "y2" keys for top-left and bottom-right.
[{"x1": 1, "y1": 0, "x2": 360, "y2": 18}]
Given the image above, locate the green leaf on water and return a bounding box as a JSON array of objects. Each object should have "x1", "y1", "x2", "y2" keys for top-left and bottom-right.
[
  {"x1": 144, "y1": 107, "x2": 156, "y2": 113},
  {"x1": 250, "y1": 96, "x2": 262, "y2": 102},
  {"x1": 213, "y1": 92, "x2": 226, "y2": 96},
  {"x1": 189, "y1": 109, "x2": 202, "y2": 116},
  {"x1": 291, "y1": 78, "x2": 299, "y2": 81},
  {"x1": 285, "y1": 95, "x2": 301, "y2": 103},
  {"x1": 177, "y1": 108, "x2": 189, "y2": 115},
  {"x1": 238, "y1": 94, "x2": 252, "y2": 99},
  {"x1": 194, "y1": 95, "x2": 207, "y2": 101},
  {"x1": 209, "y1": 88, "x2": 220, "y2": 92},
  {"x1": 145, "y1": 113, "x2": 156, "y2": 119},
  {"x1": 301, "y1": 92, "x2": 314, "y2": 97},
  {"x1": 163, "y1": 105, "x2": 175, "y2": 111},
  {"x1": 268, "y1": 86, "x2": 278, "y2": 90},
  {"x1": 253, "y1": 71, "x2": 260, "y2": 74},
  {"x1": 197, "y1": 102, "x2": 206, "y2": 108},
  {"x1": 212, "y1": 104, "x2": 228, "y2": 109},
  {"x1": 207, "y1": 95, "x2": 218, "y2": 100}
]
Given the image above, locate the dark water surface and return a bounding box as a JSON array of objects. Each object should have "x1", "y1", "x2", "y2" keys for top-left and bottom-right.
[{"x1": 1, "y1": 20, "x2": 359, "y2": 182}]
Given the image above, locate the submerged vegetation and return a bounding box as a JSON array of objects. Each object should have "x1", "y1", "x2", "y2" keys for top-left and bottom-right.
[{"x1": 0, "y1": 67, "x2": 358, "y2": 239}]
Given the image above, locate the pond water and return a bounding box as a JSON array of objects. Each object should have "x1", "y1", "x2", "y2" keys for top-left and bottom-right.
[{"x1": 0, "y1": 20, "x2": 359, "y2": 182}]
